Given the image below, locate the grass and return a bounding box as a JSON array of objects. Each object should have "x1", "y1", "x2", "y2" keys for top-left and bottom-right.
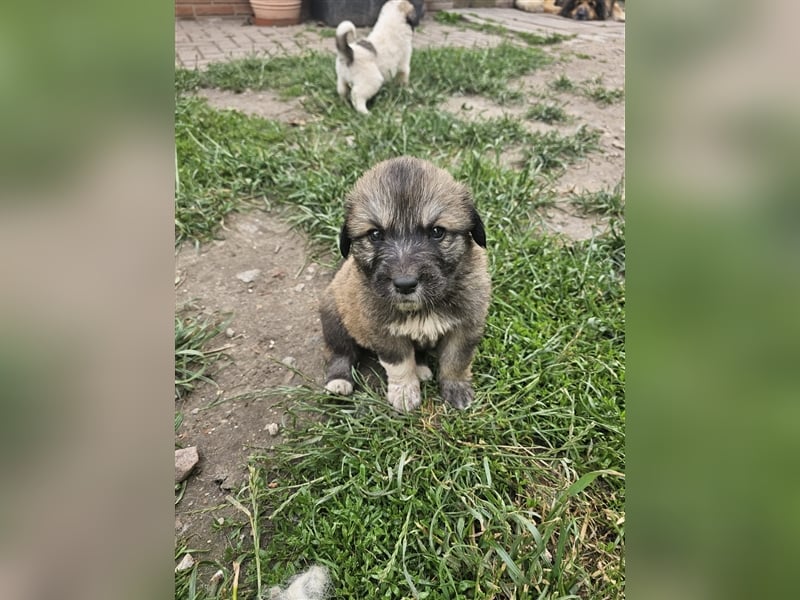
[
  {"x1": 434, "y1": 11, "x2": 573, "y2": 46},
  {"x1": 175, "y1": 32, "x2": 624, "y2": 600},
  {"x1": 526, "y1": 102, "x2": 569, "y2": 124},
  {"x1": 174, "y1": 312, "x2": 229, "y2": 400},
  {"x1": 570, "y1": 181, "x2": 626, "y2": 218},
  {"x1": 549, "y1": 75, "x2": 625, "y2": 107}
]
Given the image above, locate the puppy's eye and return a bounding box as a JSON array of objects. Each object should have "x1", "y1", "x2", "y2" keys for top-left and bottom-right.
[
  {"x1": 368, "y1": 229, "x2": 384, "y2": 242},
  {"x1": 430, "y1": 226, "x2": 446, "y2": 241}
]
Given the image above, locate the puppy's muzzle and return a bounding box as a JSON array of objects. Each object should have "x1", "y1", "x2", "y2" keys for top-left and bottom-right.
[
  {"x1": 393, "y1": 275, "x2": 418, "y2": 295},
  {"x1": 576, "y1": 7, "x2": 589, "y2": 20}
]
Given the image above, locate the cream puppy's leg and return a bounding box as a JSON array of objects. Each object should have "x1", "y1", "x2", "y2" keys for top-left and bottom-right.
[
  {"x1": 380, "y1": 355, "x2": 421, "y2": 412},
  {"x1": 350, "y1": 68, "x2": 383, "y2": 115},
  {"x1": 336, "y1": 75, "x2": 349, "y2": 100}
]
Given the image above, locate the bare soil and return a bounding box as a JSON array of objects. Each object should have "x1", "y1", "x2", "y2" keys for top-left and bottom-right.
[{"x1": 175, "y1": 8, "x2": 624, "y2": 575}]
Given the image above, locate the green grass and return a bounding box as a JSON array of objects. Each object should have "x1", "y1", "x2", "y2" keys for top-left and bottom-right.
[
  {"x1": 570, "y1": 182, "x2": 626, "y2": 218},
  {"x1": 526, "y1": 102, "x2": 569, "y2": 124},
  {"x1": 550, "y1": 74, "x2": 576, "y2": 93},
  {"x1": 175, "y1": 37, "x2": 624, "y2": 600},
  {"x1": 548, "y1": 75, "x2": 625, "y2": 107},
  {"x1": 583, "y1": 84, "x2": 625, "y2": 106},
  {"x1": 174, "y1": 312, "x2": 229, "y2": 400},
  {"x1": 434, "y1": 11, "x2": 572, "y2": 46}
]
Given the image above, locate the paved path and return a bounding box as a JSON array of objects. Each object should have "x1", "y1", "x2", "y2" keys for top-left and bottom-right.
[{"x1": 175, "y1": 8, "x2": 624, "y2": 69}]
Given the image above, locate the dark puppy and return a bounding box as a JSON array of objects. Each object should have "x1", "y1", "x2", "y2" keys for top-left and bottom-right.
[
  {"x1": 320, "y1": 157, "x2": 491, "y2": 412},
  {"x1": 545, "y1": 0, "x2": 625, "y2": 22}
]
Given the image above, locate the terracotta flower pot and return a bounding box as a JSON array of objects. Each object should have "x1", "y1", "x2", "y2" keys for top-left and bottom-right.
[{"x1": 250, "y1": 0, "x2": 302, "y2": 26}]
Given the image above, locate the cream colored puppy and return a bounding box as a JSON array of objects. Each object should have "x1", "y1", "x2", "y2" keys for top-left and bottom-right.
[{"x1": 335, "y1": 0, "x2": 422, "y2": 115}]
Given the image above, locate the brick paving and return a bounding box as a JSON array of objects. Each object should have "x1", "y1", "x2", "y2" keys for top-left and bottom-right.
[{"x1": 175, "y1": 8, "x2": 624, "y2": 69}]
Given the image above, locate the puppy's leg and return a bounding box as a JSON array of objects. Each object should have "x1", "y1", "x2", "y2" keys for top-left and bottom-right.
[
  {"x1": 414, "y1": 349, "x2": 433, "y2": 381},
  {"x1": 336, "y1": 74, "x2": 349, "y2": 100},
  {"x1": 350, "y1": 68, "x2": 383, "y2": 115},
  {"x1": 437, "y1": 329, "x2": 482, "y2": 409},
  {"x1": 320, "y1": 298, "x2": 357, "y2": 395},
  {"x1": 396, "y1": 52, "x2": 411, "y2": 86},
  {"x1": 378, "y1": 343, "x2": 421, "y2": 412}
]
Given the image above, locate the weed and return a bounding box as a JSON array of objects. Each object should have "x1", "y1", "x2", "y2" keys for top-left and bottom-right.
[
  {"x1": 526, "y1": 102, "x2": 568, "y2": 124},
  {"x1": 550, "y1": 74, "x2": 576, "y2": 92},
  {"x1": 549, "y1": 74, "x2": 625, "y2": 106},
  {"x1": 174, "y1": 312, "x2": 229, "y2": 400},
  {"x1": 584, "y1": 84, "x2": 625, "y2": 106},
  {"x1": 570, "y1": 182, "x2": 626, "y2": 218}
]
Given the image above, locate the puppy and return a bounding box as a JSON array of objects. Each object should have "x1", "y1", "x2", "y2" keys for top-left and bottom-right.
[
  {"x1": 544, "y1": 0, "x2": 625, "y2": 22},
  {"x1": 320, "y1": 157, "x2": 491, "y2": 412},
  {"x1": 335, "y1": 0, "x2": 422, "y2": 114}
]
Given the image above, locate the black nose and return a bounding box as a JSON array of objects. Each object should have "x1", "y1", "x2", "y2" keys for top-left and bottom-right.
[
  {"x1": 393, "y1": 276, "x2": 418, "y2": 295},
  {"x1": 576, "y1": 8, "x2": 588, "y2": 19}
]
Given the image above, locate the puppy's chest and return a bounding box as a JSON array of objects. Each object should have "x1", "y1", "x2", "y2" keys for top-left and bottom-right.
[{"x1": 387, "y1": 312, "x2": 458, "y2": 346}]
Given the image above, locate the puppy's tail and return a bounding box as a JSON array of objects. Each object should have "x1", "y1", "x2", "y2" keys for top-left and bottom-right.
[{"x1": 335, "y1": 21, "x2": 356, "y2": 66}]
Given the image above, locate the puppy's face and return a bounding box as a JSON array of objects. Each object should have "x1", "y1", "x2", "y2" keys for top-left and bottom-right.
[
  {"x1": 339, "y1": 157, "x2": 485, "y2": 313},
  {"x1": 562, "y1": 0, "x2": 607, "y2": 20}
]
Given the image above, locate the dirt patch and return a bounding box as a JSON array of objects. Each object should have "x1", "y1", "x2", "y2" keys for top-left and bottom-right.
[
  {"x1": 175, "y1": 9, "x2": 624, "y2": 575},
  {"x1": 175, "y1": 210, "x2": 331, "y2": 554}
]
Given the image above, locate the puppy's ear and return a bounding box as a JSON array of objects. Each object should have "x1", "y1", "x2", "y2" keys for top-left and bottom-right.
[
  {"x1": 559, "y1": 0, "x2": 573, "y2": 16},
  {"x1": 339, "y1": 221, "x2": 351, "y2": 258},
  {"x1": 470, "y1": 208, "x2": 487, "y2": 248}
]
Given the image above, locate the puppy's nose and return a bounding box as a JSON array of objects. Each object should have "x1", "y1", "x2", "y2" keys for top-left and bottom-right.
[
  {"x1": 576, "y1": 8, "x2": 588, "y2": 19},
  {"x1": 393, "y1": 276, "x2": 418, "y2": 295}
]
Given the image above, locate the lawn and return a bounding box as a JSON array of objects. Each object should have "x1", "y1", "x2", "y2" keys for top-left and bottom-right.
[{"x1": 175, "y1": 32, "x2": 624, "y2": 600}]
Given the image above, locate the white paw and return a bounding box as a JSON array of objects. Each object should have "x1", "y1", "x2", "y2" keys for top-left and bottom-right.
[
  {"x1": 387, "y1": 381, "x2": 421, "y2": 412},
  {"x1": 325, "y1": 378, "x2": 353, "y2": 396},
  {"x1": 415, "y1": 364, "x2": 433, "y2": 381}
]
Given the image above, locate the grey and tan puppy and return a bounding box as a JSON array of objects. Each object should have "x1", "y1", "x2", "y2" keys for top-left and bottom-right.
[
  {"x1": 334, "y1": 0, "x2": 422, "y2": 114},
  {"x1": 319, "y1": 157, "x2": 491, "y2": 412}
]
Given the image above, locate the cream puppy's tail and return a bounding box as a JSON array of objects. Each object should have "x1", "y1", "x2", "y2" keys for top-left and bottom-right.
[{"x1": 335, "y1": 21, "x2": 357, "y2": 66}]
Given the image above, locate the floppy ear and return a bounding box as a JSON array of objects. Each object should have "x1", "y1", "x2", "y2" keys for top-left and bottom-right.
[
  {"x1": 470, "y1": 208, "x2": 487, "y2": 248},
  {"x1": 338, "y1": 221, "x2": 351, "y2": 258},
  {"x1": 559, "y1": 0, "x2": 574, "y2": 16},
  {"x1": 597, "y1": 0, "x2": 610, "y2": 20}
]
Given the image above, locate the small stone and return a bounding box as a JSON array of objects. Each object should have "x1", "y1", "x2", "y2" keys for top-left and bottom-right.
[
  {"x1": 190, "y1": 407, "x2": 200, "y2": 415},
  {"x1": 281, "y1": 356, "x2": 296, "y2": 368},
  {"x1": 236, "y1": 269, "x2": 261, "y2": 283},
  {"x1": 293, "y1": 283, "x2": 305, "y2": 292},
  {"x1": 265, "y1": 423, "x2": 280, "y2": 436},
  {"x1": 175, "y1": 446, "x2": 200, "y2": 483},
  {"x1": 175, "y1": 553, "x2": 195, "y2": 572},
  {"x1": 225, "y1": 327, "x2": 235, "y2": 338}
]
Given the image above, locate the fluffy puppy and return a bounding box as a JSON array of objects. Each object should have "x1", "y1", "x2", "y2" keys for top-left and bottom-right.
[
  {"x1": 544, "y1": 0, "x2": 625, "y2": 22},
  {"x1": 320, "y1": 157, "x2": 491, "y2": 412},
  {"x1": 335, "y1": 0, "x2": 422, "y2": 114}
]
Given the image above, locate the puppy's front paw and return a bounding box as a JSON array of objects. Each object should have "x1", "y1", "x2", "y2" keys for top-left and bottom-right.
[
  {"x1": 387, "y1": 381, "x2": 421, "y2": 412},
  {"x1": 415, "y1": 364, "x2": 433, "y2": 381},
  {"x1": 325, "y1": 378, "x2": 354, "y2": 396},
  {"x1": 440, "y1": 380, "x2": 474, "y2": 410}
]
